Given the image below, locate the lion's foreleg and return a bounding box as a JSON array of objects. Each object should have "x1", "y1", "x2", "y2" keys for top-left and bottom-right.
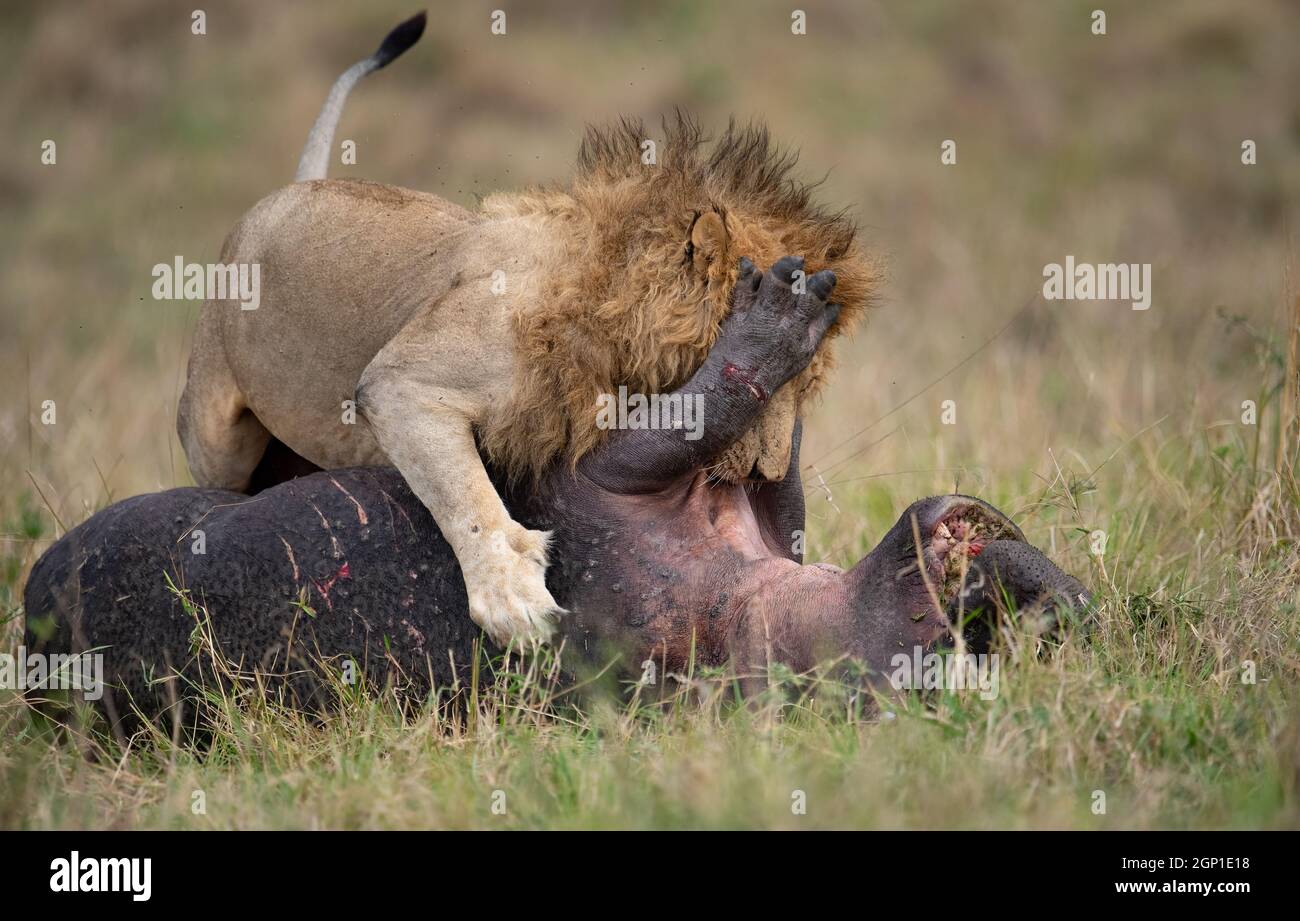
[{"x1": 356, "y1": 373, "x2": 561, "y2": 646}]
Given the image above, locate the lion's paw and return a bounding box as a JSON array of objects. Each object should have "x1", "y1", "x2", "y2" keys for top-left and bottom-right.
[{"x1": 465, "y1": 527, "x2": 563, "y2": 647}]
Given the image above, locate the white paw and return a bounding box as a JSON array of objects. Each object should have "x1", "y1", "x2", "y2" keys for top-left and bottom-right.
[{"x1": 465, "y1": 527, "x2": 563, "y2": 646}]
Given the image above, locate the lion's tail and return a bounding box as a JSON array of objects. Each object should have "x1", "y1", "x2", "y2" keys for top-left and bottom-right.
[{"x1": 294, "y1": 11, "x2": 427, "y2": 183}]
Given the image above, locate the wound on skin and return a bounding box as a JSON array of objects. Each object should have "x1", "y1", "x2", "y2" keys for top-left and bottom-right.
[{"x1": 722, "y1": 363, "x2": 767, "y2": 402}]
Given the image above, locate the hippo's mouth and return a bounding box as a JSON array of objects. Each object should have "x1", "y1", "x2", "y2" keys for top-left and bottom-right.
[{"x1": 921, "y1": 502, "x2": 1025, "y2": 607}]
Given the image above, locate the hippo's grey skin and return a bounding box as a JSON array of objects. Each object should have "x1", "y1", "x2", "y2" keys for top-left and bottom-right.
[{"x1": 23, "y1": 257, "x2": 1088, "y2": 730}]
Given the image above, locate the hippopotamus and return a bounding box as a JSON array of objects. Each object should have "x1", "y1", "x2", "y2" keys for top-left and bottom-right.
[{"x1": 23, "y1": 257, "x2": 1089, "y2": 730}]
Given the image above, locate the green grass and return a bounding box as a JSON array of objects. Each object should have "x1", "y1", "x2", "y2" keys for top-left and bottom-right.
[{"x1": 3, "y1": 395, "x2": 1297, "y2": 829}]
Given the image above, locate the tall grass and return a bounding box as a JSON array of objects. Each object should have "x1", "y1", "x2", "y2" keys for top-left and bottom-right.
[{"x1": 2, "y1": 319, "x2": 1296, "y2": 827}]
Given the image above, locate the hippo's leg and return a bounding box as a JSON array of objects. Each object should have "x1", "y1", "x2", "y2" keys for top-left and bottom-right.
[{"x1": 581, "y1": 255, "x2": 841, "y2": 492}]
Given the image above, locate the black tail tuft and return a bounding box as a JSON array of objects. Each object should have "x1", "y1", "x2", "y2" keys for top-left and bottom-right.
[{"x1": 373, "y1": 11, "x2": 427, "y2": 70}]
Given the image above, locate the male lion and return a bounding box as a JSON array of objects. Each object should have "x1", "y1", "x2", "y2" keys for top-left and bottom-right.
[{"x1": 177, "y1": 12, "x2": 879, "y2": 646}]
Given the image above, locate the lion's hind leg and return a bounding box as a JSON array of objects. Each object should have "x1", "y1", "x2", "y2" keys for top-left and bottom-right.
[{"x1": 177, "y1": 329, "x2": 272, "y2": 494}]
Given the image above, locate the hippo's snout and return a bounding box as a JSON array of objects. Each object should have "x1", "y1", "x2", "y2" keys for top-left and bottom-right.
[
  {"x1": 945, "y1": 539, "x2": 1093, "y2": 652},
  {"x1": 868, "y1": 495, "x2": 1027, "y2": 601},
  {"x1": 843, "y1": 495, "x2": 1090, "y2": 673}
]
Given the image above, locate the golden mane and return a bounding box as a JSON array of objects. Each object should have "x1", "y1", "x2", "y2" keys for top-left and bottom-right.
[{"x1": 478, "y1": 112, "x2": 881, "y2": 481}]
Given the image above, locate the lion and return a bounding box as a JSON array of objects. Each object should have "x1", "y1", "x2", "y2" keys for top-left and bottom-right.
[{"x1": 177, "y1": 12, "x2": 880, "y2": 646}]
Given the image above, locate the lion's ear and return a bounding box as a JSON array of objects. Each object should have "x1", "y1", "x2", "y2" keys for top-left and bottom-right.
[{"x1": 690, "y1": 211, "x2": 727, "y2": 265}]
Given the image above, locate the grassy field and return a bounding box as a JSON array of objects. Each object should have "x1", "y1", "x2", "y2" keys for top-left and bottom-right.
[{"x1": 2, "y1": 0, "x2": 1298, "y2": 828}]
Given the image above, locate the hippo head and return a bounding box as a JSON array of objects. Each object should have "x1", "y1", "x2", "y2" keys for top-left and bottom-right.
[
  {"x1": 727, "y1": 495, "x2": 1092, "y2": 695},
  {"x1": 845, "y1": 495, "x2": 1091, "y2": 688}
]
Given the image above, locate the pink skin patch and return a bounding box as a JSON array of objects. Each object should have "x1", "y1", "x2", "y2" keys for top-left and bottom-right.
[{"x1": 722, "y1": 363, "x2": 767, "y2": 402}]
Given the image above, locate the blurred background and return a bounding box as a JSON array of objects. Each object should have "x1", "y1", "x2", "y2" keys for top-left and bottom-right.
[{"x1": 1, "y1": 0, "x2": 1297, "y2": 583}]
